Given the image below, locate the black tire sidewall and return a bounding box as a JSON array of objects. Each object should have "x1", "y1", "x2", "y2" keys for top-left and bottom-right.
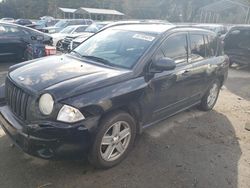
[{"x1": 88, "y1": 111, "x2": 136, "y2": 169}]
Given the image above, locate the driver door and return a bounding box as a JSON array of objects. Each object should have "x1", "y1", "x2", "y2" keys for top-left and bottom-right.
[{"x1": 147, "y1": 32, "x2": 195, "y2": 122}]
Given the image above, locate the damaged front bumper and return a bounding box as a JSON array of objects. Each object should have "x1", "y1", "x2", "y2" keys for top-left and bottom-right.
[{"x1": 0, "y1": 105, "x2": 94, "y2": 159}]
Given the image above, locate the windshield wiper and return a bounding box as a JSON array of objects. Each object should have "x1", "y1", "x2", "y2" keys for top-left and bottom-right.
[
  {"x1": 81, "y1": 55, "x2": 113, "y2": 66},
  {"x1": 71, "y1": 50, "x2": 83, "y2": 58},
  {"x1": 71, "y1": 51, "x2": 113, "y2": 67}
]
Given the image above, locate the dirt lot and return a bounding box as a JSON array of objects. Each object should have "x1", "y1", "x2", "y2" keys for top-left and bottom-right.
[{"x1": 0, "y1": 64, "x2": 249, "y2": 188}]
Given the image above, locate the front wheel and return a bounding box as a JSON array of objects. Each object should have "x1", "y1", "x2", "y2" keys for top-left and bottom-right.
[
  {"x1": 199, "y1": 80, "x2": 221, "y2": 111},
  {"x1": 88, "y1": 111, "x2": 136, "y2": 169}
]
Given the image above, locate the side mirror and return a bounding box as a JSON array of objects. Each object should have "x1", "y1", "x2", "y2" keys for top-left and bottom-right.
[{"x1": 152, "y1": 57, "x2": 176, "y2": 72}]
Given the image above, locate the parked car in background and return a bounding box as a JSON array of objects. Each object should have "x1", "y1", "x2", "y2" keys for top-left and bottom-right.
[
  {"x1": 0, "y1": 22, "x2": 229, "y2": 169},
  {"x1": 67, "y1": 20, "x2": 170, "y2": 52},
  {"x1": 41, "y1": 19, "x2": 93, "y2": 34},
  {"x1": 14, "y1": 19, "x2": 33, "y2": 26},
  {"x1": 0, "y1": 18, "x2": 15, "y2": 23},
  {"x1": 224, "y1": 25, "x2": 250, "y2": 66},
  {"x1": 51, "y1": 25, "x2": 88, "y2": 47},
  {"x1": 0, "y1": 22, "x2": 52, "y2": 62},
  {"x1": 67, "y1": 22, "x2": 112, "y2": 51},
  {"x1": 28, "y1": 19, "x2": 59, "y2": 31},
  {"x1": 196, "y1": 24, "x2": 228, "y2": 36},
  {"x1": 40, "y1": 16, "x2": 55, "y2": 21}
]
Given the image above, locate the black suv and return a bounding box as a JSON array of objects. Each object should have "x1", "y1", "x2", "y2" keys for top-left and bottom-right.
[
  {"x1": 224, "y1": 25, "x2": 250, "y2": 66},
  {"x1": 0, "y1": 23, "x2": 229, "y2": 168}
]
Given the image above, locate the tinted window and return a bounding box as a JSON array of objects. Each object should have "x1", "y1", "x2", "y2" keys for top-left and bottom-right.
[
  {"x1": 190, "y1": 34, "x2": 205, "y2": 61},
  {"x1": 0, "y1": 25, "x2": 23, "y2": 35},
  {"x1": 160, "y1": 34, "x2": 188, "y2": 64}
]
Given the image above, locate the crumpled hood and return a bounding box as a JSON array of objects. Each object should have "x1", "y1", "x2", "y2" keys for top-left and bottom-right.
[{"x1": 9, "y1": 55, "x2": 131, "y2": 99}]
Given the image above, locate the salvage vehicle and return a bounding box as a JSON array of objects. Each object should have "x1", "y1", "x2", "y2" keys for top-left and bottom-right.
[
  {"x1": 64, "y1": 22, "x2": 112, "y2": 52},
  {"x1": 0, "y1": 22, "x2": 52, "y2": 62},
  {"x1": 0, "y1": 23, "x2": 229, "y2": 168},
  {"x1": 224, "y1": 25, "x2": 250, "y2": 66},
  {"x1": 51, "y1": 25, "x2": 88, "y2": 48},
  {"x1": 41, "y1": 19, "x2": 93, "y2": 34}
]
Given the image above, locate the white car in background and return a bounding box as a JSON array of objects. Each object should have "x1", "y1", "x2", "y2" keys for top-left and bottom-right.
[
  {"x1": 68, "y1": 22, "x2": 112, "y2": 51},
  {"x1": 51, "y1": 25, "x2": 88, "y2": 47}
]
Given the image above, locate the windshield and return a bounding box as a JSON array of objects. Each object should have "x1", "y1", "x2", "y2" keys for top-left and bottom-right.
[
  {"x1": 60, "y1": 26, "x2": 75, "y2": 34},
  {"x1": 54, "y1": 20, "x2": 67, "y2": 28},
  {"x1": 85, "y1": 24, "x2": 104, "y2": 33},
  {"x1": 72, "y1": 29, "x2": 156, "y2": 69}
]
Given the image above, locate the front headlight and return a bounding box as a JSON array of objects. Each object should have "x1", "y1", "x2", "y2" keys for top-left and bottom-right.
[
  {"x1": 39, "y1": 93, "x2": 54, "y2": 115},
  {"x1": 57, "y1": 105, "x2": 85, "y2": 123}
]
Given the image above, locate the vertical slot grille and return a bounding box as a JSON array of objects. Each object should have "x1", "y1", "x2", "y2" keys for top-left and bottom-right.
[{"x1": 5, "y1": 78, "x2": 30, "y2": 121}]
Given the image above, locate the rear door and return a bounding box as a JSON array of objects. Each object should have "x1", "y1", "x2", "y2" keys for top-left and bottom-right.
[{"x1": 188, "y1": 32, "x2": 219, "y2": 96}]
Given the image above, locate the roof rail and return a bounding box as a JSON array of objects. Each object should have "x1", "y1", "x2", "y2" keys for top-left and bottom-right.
[{"x1": 101, "y1": 20, "x2": 172, "y2": 30}]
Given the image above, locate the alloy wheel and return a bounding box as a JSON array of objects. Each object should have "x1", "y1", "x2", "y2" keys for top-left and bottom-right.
[
  {"x1": 207, "y1": 83, "x2": 219, "y2": 108},
  {"x1": 100, "y1": 121, "x2": 131, "y2": 162}
]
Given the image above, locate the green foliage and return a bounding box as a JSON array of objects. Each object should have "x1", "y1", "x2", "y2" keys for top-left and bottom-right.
[{"x1": 0, "y1": 0, "x2": 212, "y2": 21}]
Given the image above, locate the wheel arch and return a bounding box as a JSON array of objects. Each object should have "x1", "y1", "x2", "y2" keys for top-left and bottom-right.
[{"x1": 98, "y1": 102, "x2": 143, "y2": 135}]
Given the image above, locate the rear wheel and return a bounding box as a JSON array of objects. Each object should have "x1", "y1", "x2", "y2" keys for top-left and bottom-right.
[
  {"x1": 199, "y1": 80, "x2": 221, "y2": 111},
  {"x1": 88, "y1": 111, "x2": 136, "y2": 169}
]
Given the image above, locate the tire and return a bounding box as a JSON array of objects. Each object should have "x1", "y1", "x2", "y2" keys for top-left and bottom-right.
[
  {"x1": 88, "y1": 111, "x2": 136, "y2": 169},
  {"x1": 199, "y1": 80, "x2": 221, "y2": 111}
]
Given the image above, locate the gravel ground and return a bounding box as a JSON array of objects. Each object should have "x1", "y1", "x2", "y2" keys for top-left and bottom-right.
[{"x1": 0, "y1": 63, "x2": 250, "y2": 188}]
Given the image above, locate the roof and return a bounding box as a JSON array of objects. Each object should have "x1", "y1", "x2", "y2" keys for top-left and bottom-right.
[
  {"x1": 59, "y1": 7, "x2": 77, "y2": 13},
  {"x1": 64, "y1": 25, "x2": 88, "y2": 29},
  {"x1": 109, "y1": 24, "x2": 175, "y2": 34},
  {"x1": 230, "y1": 25, "x2": 250, "y2": 29},
  {"x1": 75, "y1": 7, "x2": 125, "y2": 16}
]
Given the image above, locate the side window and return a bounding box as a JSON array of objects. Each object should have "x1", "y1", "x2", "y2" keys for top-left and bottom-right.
[
  {"x1": 207, "y1": 35, "x2": 218, "y2": 57},
  {"x1": 1, "y1": 25, "x2": 23, "y2": 35},
  {"x1": 159, "y1": 34, "x2": 188, "y2": 64},
  {"x1": 190, "y1": 34, "x2": 206, "y2": 61}
]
